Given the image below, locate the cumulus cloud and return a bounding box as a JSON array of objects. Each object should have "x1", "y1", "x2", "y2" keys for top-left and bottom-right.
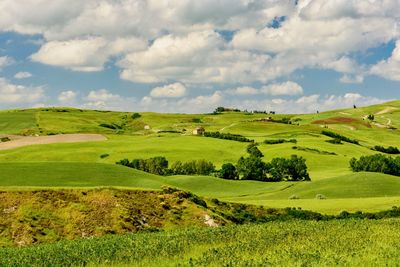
[
  {"x1": 0, "y1": 56, "x2": 14, "y2": 69},
  {"x1": 58, "y1": 90, "x2": 77, "y2": 104},
  {"x1": 14, "y1": 72, "x2": 33, "y2": 79},
  {"x1": 226, "y1": 86, "x2": 258, "y2": 95},
  {"x1": 261, "y1": 81, "x2": 303, "y2": 96},
  {"x1": 0, "y1": 78, "x2": 44, "y2": 104},
  {"x1": 150, "y1": 83, "x2": 187, "y2": 98},
  {"x1": 370, "y1": 40, "x2": 400, "y2": 81},
  {"x1": 31, "y1": 37, "x2": 147, "y2": 71},
  {"x1": 1, "y1": 0, "x2": 396, "y2": 85}
]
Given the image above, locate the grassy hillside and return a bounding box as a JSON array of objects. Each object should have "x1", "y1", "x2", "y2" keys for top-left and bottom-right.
[{"x1": 0, "y1": 101, "x2": 399, "y2": 214}]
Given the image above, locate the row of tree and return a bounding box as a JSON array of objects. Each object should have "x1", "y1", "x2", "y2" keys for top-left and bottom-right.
[
  {"x1": 372, "y1": 145, "x2": 400, "y2": 154},
  {"x1": 204, "y1": 131, "x2": 254, "y2": 143},
  {"x1": 321, "y1": 130, "x2": 359, "y2": 145},
  {"x1": 350, "y1": 154, "x2": 400, "y2": 176},
  {"x1": 116, "y1": 144, "x2": 310, "y2": 182},
  {"x1": 218, "y1": 144, "x2": 310, "y2": 182},
  {"x1": 116, "y1": 157, "x2": 216, "y2": 176},
  {"x1": 264, "y1": 139, "x2": 297, "y2": 145}
]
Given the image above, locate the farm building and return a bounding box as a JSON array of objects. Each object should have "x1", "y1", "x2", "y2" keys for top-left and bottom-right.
[
  {"x1": 144, "y1": 125, "x2": 151, "y2": 130},
  {"x1": 192, "y1": 127, "x2": 205, "y2": 135}
]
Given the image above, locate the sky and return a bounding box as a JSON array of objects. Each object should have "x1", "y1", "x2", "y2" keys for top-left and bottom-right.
[{"x1": 0, "y1": 0, "x2": 399, "y2": 114}]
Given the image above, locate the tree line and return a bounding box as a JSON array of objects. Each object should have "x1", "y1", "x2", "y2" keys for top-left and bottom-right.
[
  {"x1": 117, "y1": 157, "x2": 216, "y2": 176},
  {"x1": 218, "y1": 143, "x2": 310, "y2": 182},
  {"x1": 372, "y1": 145, "x2": 400, "y2": 154},
  {"x1": 350, "y1": 154, "x2": 400, "y2": 176},
  {"x1": 204, "y1": 131, "x2": 254, "y2": 143},
  {"x1": 116, "y1": 143, "x2": 310, "y2": 182},
  {"x1": 321, "y1": 130, "x2": 359, "y2": 145}
]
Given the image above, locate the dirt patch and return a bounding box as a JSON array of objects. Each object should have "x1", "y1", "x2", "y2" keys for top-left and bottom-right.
[
  {"x1": 376, "y1": 107, "x2": 398, "y2": 115},
  {"x1": 0, "y1": 134, "x2": 107, "y2": 151}
]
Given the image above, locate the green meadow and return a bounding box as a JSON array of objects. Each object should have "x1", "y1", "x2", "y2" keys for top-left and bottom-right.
[{"x1": 0, "y1": 101, "x2": 400, "y2": 214}]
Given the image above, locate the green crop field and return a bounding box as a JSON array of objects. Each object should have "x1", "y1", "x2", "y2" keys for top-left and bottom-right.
[{"x1": 2, "y1": 219, "x2": 400, "y2": 266}]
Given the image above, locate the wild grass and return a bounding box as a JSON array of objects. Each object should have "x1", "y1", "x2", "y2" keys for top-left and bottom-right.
[{"x1": 2, "y1": 219, "x2": 400, "y2": 266}]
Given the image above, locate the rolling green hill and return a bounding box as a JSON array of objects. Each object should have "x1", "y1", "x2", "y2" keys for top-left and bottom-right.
[{"x1": 0, "y1": 101, "x2": 400, "y2": 213}]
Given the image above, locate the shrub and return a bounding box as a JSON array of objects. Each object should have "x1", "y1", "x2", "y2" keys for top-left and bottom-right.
[
  {"x1": 0, "y1": 137, "x2": 11, "y2": 142},
  {"x1": 321, "y1": 130, "x2": 359, "y2": 145},
  {"x1": 204, "y1": 131, "x2": 253, "y2": 143},
  {"x1": 372, "y1": 145, "x2": 400, "y2": 154},
  {"x1": 246, "y1": 143, "x2": 264, "y2": 158},
  {"x1": 131, "y1": 113, "x2": 141, "y2": 119},
  {"x1": 100, "y1": 154, "x2": 110, "y2": 159},
  {"x1": 264, "y1": 139, "x2": 297, "y2": 145},
  {"x1": 326, "y1": 139, "x2": 342, "y2": 144},
  {"x1": 218, "y1": 163, "x2": 238, "y2": 180},
  {"x1": 99, "y1": 123, "x2": 122, "y2": 130}
]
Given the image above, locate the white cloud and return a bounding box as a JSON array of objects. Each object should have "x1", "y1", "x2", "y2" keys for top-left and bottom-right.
[
  {"x1": 0, "y1": 0, "x2": 399, "y2": 93},
  {"x1": 150, "y1": 83, "x2": 187, "y2": 98},
  {"x1": 31, "y1": 37, "x2": 147, "y2": 71},
  {"x1": 226, "y1": 86, "x2": 258, "y2": 95},
  {"x1": 370, "y1": 40, "x2": 400, "y2": 81},
  {"x1": 0, "y1": 56, "x2": 14, "y2": 69},
  {"x1": 14, "y1": 72, "x2": 33, "y2": 79},
  {"x1": 86, "y1": 89, "x2": 122, "y2": 102},
  {"x1": 340, "y1": 74, "x2": 364, "y2": 84},
  {"x1": 0, "y1": 78, "x2": 44, "y2": 104},
  {"x1": 58, "y1": 90, "x2": 77, "y2": 104},
  {"x1": 261, "y1": 81, "x2": 303, "y2": 96}
]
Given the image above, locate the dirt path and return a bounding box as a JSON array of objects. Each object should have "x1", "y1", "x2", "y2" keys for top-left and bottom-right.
[
  {"x1": 0, "y1": 134, "x2": 107, "y2": 151},
  {"x1": 376, "y1": 107, "x2": 398, "y2": 115},
  {"x1": 220, "y1": 123, "x2": 237, "y2": 132}
]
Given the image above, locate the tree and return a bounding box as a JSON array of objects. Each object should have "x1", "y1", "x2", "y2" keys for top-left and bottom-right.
[
  {"x1": 219, "y1": 163, "x2": 238, "y2": 180},
  {"x1": 286, "y1": 155, "x2": 310, "y2": 181},
  {"x1": 367, "y1": 114, "x2": 375, "y2": 121},
  {"x1": 247, "y1": 143, "x2": 264, "y2": 158},
  {"x1": 195, "y1": 160, "x2": 216, "y2": 175},
  {"x1": 236, "y1": 156, "x2": 266, "y2": 181},
  {"x1": 146, "y1": 157, "x2": 169, "y2": 175},
  {"x1": 170, "y1": 161, "x2": 184, "y2": 174}
]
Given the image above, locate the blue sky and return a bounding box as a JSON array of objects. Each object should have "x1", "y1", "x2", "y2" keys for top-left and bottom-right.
[{"x1": 0, "y1": 0, "x2": 399, "y2": 113}]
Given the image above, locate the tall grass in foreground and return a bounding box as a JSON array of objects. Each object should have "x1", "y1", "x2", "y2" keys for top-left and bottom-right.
[{"x1": 1, "y1": 219, "x2": 400, "y2": 266}]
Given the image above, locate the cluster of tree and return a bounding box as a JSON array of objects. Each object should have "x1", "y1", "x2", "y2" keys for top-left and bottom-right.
[
  {"x1": 116, "y1": 157, "x2": 215, "y2": 176},
  {"x1": 350, "y1": 154, "x2": 400, "y2": 176},
  {"x1": 117, "y1": 156, "x2": 169, "y2": 175},
  {"x1": 218, "y1": 144, "x2": 310, "y2": 182},
  {"x1": 372, "y1": 145, "x2": 400, "y2": 154},
  {"x1": 214, "y1": 107, "x2": 241, "y2": 113},
  {"x1": 367, "y1": 114, "x2": 374, "y2": 121},
  {"x1": 131, "y1": 113, "x2": 141, "y2": 119},
  {"x1": 170, "y1": 160, "x2": 215, "y2": 175},
  {"x1": 264, "y1": 139, "x2": 297, "y2": 145},
  {"x1": 204, "y1": 131, "x2": 254, "y2": 143},
  {"x1": 321, "y1": 130, "x2": 359, "y2": 145}
]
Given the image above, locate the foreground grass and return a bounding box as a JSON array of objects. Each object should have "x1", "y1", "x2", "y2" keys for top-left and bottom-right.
[{"x1": 1, "y1": 219, "x2": 400, "y2": 266}]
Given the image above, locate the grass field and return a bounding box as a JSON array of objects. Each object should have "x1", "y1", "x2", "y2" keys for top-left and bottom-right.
[
  {"x1": 2, "y1": 219, "x2": 400, "y2": 266},
  {"x1": 0, "y1": 102, "x2": 399, "y2": 214}
]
